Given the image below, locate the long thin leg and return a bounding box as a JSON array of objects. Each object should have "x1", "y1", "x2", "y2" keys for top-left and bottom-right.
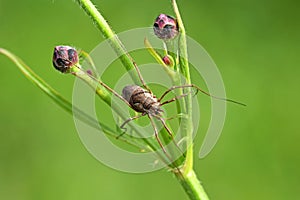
[
  {"x1": 156, "y1": 116, "x2": 185, "y2": 156},
  {"x1": 160, "y1": 92, "x2": 191, "y2": 106},
  {"x1": 149, "y1": 115, "x2": 184, "y2": 176},
  {"x1": 111, "y1": 37, "x2": 151, "y2": 92},
  {"x1": 159, "y1": 84, "x2": 246, "y2": 106},
  {"x1": 116, "y1": 114, "x2": 145, "y2": 139},
  {"x1": 120, "y1": 114, "x2": 145, "y2": 129},
  {"x1": 158, "y1": 85, "x2": 186, "y2": 101},
  {"x1": 148, "y1": 115, "x2": 167, "y2": 154},
  {"x1": 157, "y1": 116, "x2": 175, "y2": 138},
  {"x1": 132, "y1": 61, "x2": 151, "y2": 92},
  {"x1": 76, "y1": 52, "x2": 147, "y2": 106},
  {"x1": 74, "y1": 64, "x2": 132, "y2": 108},
  {"x1": 164, "y1": 113, "x2": 185, "y2": 121}
]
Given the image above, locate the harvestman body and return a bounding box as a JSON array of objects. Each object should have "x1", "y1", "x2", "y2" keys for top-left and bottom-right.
[
  {"x1": 122, "y1": 85, "x2": 162, "y2": 116},
  {"x1": 119, "y1": 84, "x2": 181, "y2": 154},
  {"x1": 118, "y1": 80, "x2": 245, "y2": 155}
]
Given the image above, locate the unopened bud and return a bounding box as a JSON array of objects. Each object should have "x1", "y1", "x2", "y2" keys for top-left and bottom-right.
[
  {"x1": 153, "y1": 14, "x2": 179, "y2": 40},
  {"x1": 162, "y1": 55, "x2": 172, "y2": 66},
  {"x1": 53, "y1": 46, "x2": 78, "y2": 73}
]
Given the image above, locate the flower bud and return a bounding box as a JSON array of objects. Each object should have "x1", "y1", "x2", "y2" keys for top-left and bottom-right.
[
  {"x1": 153, "y1": 14, "x2": 179, "y2": 40},
  {"x1": 162, "y1": 55, "x2": 171, "y2": 66},
  {"x1": 53, "y1": 46, "x2": 78, "y2": 73}
]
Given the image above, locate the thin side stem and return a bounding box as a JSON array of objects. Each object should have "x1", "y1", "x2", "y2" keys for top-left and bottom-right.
[{"x1": 0, "y1": 48, "x2": 145, "y2": 150}]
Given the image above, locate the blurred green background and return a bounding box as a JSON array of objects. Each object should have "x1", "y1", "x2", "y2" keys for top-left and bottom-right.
[{"x1": 0, "y1": 0, "x2": 299, "y2": 199}]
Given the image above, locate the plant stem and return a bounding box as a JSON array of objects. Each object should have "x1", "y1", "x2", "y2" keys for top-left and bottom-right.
[
  {"x1": 75, "y1": 0, "x2": 209, "y2": 199},
  {"x1": 172, "y1": 0, "x2": 194, "y2": 173},
  {"x1": 75, "y1": 0, "x2": 141, "y2": 85},
  {"x1": 175, "y1": 169, "x2": 209, "y2": 200},
  {"x1": 76, "y1": 0, "x2": 185, "y2": 166},
  {"x1": 172, "y1": 0, "x2": 210, "y2": 199}
]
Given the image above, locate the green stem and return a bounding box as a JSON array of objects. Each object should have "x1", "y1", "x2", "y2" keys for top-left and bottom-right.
[
  {"x1": 75, "y1": 0, "x2": 141, "y2": 85},
  {"x1": 76, "y1": 0, "x2": 185, "y2": 167},
  {"x1": 144, "y1": 37, "x2": 183, "y2": 123},
  {"x1": 144, "y1": 37, "x2": 186, "y2": 165},
  {"x1": 76, "y1": 0, "x2": 209, "y2": 199},
  {"x1": 172, "y1": 0, "x2": 194, "y2": 173},
  {"x1": 172, "y1": 0, "x2": 210, "y2": 199},
  {"x1": 175, "y1": 169, "x2": 209, "y2": 200}
]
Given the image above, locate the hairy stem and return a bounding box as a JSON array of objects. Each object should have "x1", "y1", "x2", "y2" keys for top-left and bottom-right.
[
  {"x1": 75, "y1": 0, "x2": 141, "y2": 85},
  {"x1": 172, "y1": 0, "x2": 194, "y2": 173},
  {"x1": 175, "y1": 169, "x2": 209, "y2": 200},
  {"x1": 172, "y1": 0, "x2": 210, "y2": 199}
]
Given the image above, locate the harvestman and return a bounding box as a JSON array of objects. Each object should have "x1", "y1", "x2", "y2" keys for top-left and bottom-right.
[{"x1": 53, "y1": 45, "x2": 245, "y2": 156}]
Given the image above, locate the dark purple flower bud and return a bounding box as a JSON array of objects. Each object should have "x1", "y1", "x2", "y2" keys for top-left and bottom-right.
[
  {"x1": 153, "y1": 14, "x2": 179, "y2": 40},
  {"x1": 53, "y1": 46, "x2": 79, "y2": 73}
]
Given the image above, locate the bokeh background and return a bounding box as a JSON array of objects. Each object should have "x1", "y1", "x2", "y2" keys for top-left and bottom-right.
[{"x1": 0, "y1": 0, "x2": 299, "y2": 199}]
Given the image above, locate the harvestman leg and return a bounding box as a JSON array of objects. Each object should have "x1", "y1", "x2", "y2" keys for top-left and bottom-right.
[
  {"x1": 74, "y1": 64, "x2": 148, "y2": 139},
  {"x1": 159, "y1": 84, "x2": 246, "y2": 106},
  {"x1": 164, "y1": 114, "x2": 185, "y2": 121},
  {"x1": 149, "y1": 115, "x2": 185, "y2": 174},
  {"x1": 159, "y1": 84, "x2": 210, "y2": 101},
  {"x1": 158, "y1": 91, "x2": 191, "y2": 124},
  {"x1": 74, "y1": 64, "x2": 132, "y2": 108},
  {"x1": 160, "y1": 92, "x2": 191, "y2": 106},
  {"x1": 148, "y1": 115, "x2": 167, "y2": 154},
  {"x1": 116, "y1": 114, "x2": 145, "y2": 139},
  {"x1": 131, "y1": 61, "x2": 151, "y2": 92},
  {"x1": 149, "y1": 116, "x2": 184, "y2": 176},
  {"x1": 120, "y1": 114, "x2": 145, "y2": 129},
  {"x1": 156, "y1": 116, "x2": 185, "y2": 155},
  {"x1": 116, "y1": 43, "x2": 151, "y2": 91}
]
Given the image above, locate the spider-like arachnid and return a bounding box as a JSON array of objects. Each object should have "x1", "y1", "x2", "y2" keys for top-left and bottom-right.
[{"x1": 53, "y1": 45, "x2": 244, "y2": 156}]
